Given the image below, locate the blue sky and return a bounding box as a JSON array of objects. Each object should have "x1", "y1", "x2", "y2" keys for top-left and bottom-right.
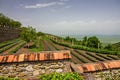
[{"x1": 0, "y1": 0, "x2": 120, "y2": 35}]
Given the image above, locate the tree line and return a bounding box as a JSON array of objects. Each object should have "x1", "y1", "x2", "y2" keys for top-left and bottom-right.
[
  {"x1": 64, "y1": 36, "x2": 101, "y2": 48},
  {"x1": 0, "y1": 13, "x2": 21, "y2": 28},
  {"x1": 64, "y1": 36, "x2": 119, "y2": 52}
]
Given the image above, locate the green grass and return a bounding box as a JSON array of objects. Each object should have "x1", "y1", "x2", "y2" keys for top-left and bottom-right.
[
  {"x1": 9, "y1": 41, "x2": 26, "y2": 54},
  {"x1": 0, "y1": 76, "x2": 21, "y2": 80},
  {"x1": 0, "y1": 40, "x2": 22, "y2": 53},
  {"x1": 29, "y1": 43, "x2": 43, "y2": 52},
  {"x1": 39, "y1": 72, "x2": 84, "y2": 80},
  {"x1": 0, "y1": 38, "x2": 20, "y2": 48},
  {"x1": 29, "y1": 36, "x2": 43, "y2": 52},
  {"x1": 30, "y1": 48, "x2": 42, "y2": 52}
]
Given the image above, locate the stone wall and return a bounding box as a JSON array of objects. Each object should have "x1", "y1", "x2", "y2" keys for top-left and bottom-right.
[
  {"x1": 71, "y1": 62, "x2": 120, "y2": 80},
  {"x1": 0, "y1": 60, "x2": 71, "y2": 79},
  {"x1": 82, "y1": 69, "x2": 120, "y2": 80},
  {"x1": 0, "y1": 27, "x2": 20, "y2": 42}
]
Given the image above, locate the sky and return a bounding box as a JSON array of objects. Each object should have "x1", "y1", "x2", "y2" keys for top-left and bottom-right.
[{"x1": 0, "y1": 0, "x2": 120, "y2": 35}]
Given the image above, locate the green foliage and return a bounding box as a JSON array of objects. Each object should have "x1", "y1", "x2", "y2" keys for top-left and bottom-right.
[
  {"x1": 39, "y1": 72, "x2": 84, "y2": 80},
  {"x1": 104, "y1": 44, "x2": 114, "y2": 50},
  {"x1": 20, "y1": 27, "x2": 37, "y2": 43},
  {"x1": 20, "y1": 27, "x2": 38, "y2": 48},
  {"x1": 82, "y1": 36, "x2": 87, "y2": 46},
  {"x1": 112, "y1": 42, "x2": 120, "y2": 52},
  {"x1": 9, "y1": 41, "x2": 26, "y2": 54},
  {"x1": 0, "y1": 39, "x2": 21, "y2": 53},
  {"x1": 0, "y1": 13, "x2": 21, "y2": 28},
  {"x1": 29, "y1": 40, "x2": 43, "y2": 52},
  {"x1": 86, "y1": 36, "x2": 101, "y2": 48},
  {"x1": 37, "y1": 32, "x2": 45, "y2": 36},
  {"x1": 64, "y1": 36, "x2": 77, "y2": 43},
  {"x1": 29, "y1": 36, "x2": 45, "y2": 52},
  {"x1": 49, "y1": 36, "x2": 120, "y2": 55},
  {"x1": 0, "y1": 76, "x2": 20, "y2": 80},
  {"x1": 0, "y1": 39, "x2": 19, "y2": 48}
]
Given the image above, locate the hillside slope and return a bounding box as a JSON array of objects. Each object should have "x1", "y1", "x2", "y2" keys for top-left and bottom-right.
[{"x1": 113, "y1": 42, "x2": 120, "y2": 51}]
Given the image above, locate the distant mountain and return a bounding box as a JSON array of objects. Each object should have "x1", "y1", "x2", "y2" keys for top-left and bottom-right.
[{"x1": 58, "y1": 34, "x2": 120, "y2": 45}]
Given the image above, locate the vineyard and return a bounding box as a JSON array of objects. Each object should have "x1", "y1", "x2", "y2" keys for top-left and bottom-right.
[
  {"x1": 0, "y1": 38, "x2": 26, "y2": 55},
  {"x1": 1, "y1": 36, "x2": 120, "y2": 64},
  {"x1": 0, "y1": 35, "x2": 120, "y2": 80},
  {"x1": 1, "y1": 13, "x2": 119, "y2": 64},
  {"x1": 0, "y1": 12, "x2": 120, "y2": 80}
]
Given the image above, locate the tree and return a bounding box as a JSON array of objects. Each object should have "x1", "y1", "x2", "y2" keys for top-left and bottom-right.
[
  {"x1": 0, "y1": 13, "x2": 21, "y2": 28},
  {"x1": 37, "y1": 32, "x2": 45, "y2": 36},
  {"x1": 20, "y1": 26, "x2": 37, "y2": 48},
  {"x1": 65, "y1": 36, "x2": 70, "y2": 41},
  {"x1": 86, "y1": 36, "x2": 101, "y2": 49},
  {"x1": 104, "y1": 44, "x2": 113, "y2": 50},
  {"x1": 65, "y1": 36, "x2": 77, "y2": 43},
  {"x1": 82, "y1": 36, "x2": 87, "y2": 46},
  {"x1": 11, "y1": 21, "x2": 21, "y2": 28}
]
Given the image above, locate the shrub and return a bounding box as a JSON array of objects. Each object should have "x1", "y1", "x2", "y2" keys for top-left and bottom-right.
[{"x1": 39, "y1": 72, "x2": 84, "y2": 80}]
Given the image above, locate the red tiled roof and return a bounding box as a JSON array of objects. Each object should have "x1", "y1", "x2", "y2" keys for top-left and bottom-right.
[
  {"x1": 77, "y1": 60, "x2": 120, "y2": 73},
  {"x1": 0, "y1": 50, "x2": 71, "y2": 63}
]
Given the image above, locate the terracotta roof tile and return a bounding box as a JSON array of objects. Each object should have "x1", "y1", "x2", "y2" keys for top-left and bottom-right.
[
  {"x1": 18, "y1": 54, "x2": 25, "y2": 62},
  {"x1": 35, "y1": 53, "x2": 38, "y2": 61},
  {"x1": 50, "y1": 53, "x2": 54, "y2": 60},
  {"x1": 58, "y1": 53, "x2": 63, "y2": 60},
  {"x1": 115, "y1": 61, "x2": 120, "y2": 67},
  {"x1": 77, "y1": 60, "x2": 120, "y2": 73},
  {"x1": 39, "y1": 53, "x2": 44, "y2": 61},
  {"x1": 2, "y1": 56, "x2": 8, "y2": 63},
  {"x1": 89, "y1": 64, "x2": 95, "y2": 72},
  {"x1": 63, "y1": 52, "x2": 71, "y2": 59},
  {"x1": 44, "y1": 53, "x2": 50, "y2": 60},
  {"x1": 13, "y1": 55, "x2": 18, "y2": 62},
  {"x1": 110, "y1": 62, "x2": 116, "y2": 68},
  {"x1": 24, "y1": 54, "x2": 29, "y2": 61},
  {"x1": 99, "y1": 63, "x2": 104, "y2": 70},
  {"x1": 0, "y1": 50, "x2": 71, "y2": 63},
  {"x1": 7, "y1": 55, "x2": 14, "y2": 62},
  {"x1": 103, "y1": 62, "x2": 109, "y2": 69},
  {"x1": 0, "y1": 56, "x2": 4, "y2": 62},
  {"x1": 108, "y1": 62, "x2": 114, "y2": 68},
  {"x1": 100, "y1": 63, "x2": 106, "y2": 69},
  {"x1": 29, "y1": 53, "x2": 35, "y2": 61},
  {"x1": 54, "y1": 53, "x2": 59, "y2": 60}
]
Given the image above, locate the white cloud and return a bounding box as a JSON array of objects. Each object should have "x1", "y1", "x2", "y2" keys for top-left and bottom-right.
[{"x1": 25, "y1": 2, "x2": 64, "y2": 9}]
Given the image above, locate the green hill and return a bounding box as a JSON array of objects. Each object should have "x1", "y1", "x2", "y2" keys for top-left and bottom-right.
[{"x1": 113, "y1": 42, "x2": 120, "y2": 51}]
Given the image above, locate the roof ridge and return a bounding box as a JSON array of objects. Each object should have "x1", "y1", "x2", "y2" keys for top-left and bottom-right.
[
  {"x1": 0, "y1": 50, "x2": 71, "y2": 63},
  {"x1": 76, "y1": 60, "x2": 120, "y2": 73}
]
